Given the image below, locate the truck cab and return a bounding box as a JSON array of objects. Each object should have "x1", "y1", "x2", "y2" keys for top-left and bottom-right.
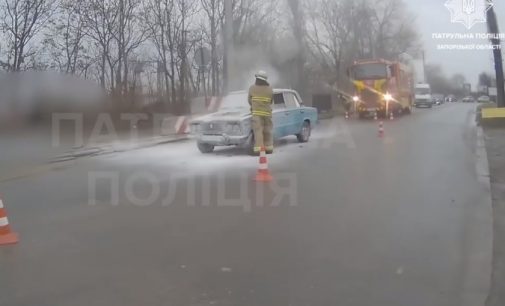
[{"x1": 348, "y1": 59, "x2": 413, "y2": 119}]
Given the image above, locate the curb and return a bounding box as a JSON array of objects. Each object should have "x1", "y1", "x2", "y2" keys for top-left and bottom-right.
[
  {"x1": 473, "y1": 120, "x2": 494, "y2": 306},
  {"x1": 0, "y1": 136, "x2": 191, "y2": 183},
  {"x1": 98, "y1": 135, "x2": 189, "y2": 154},
  {"x1": 49, "y1": 135, "x2": 190, "y2": 163},
  {"x1": 480, "y1": 126, "x2": 505, "y2": 306}
]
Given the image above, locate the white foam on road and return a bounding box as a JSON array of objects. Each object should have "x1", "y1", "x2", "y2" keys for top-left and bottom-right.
[
  {"x1": 311, "y1": 119, "x2": 357, "y2": 149},
  {"x1": 95, "y1": 119, "x2": 349, "y2": 176},
  {"x1": 105, "y1": 140, "x2": 254, "y2": 173}
]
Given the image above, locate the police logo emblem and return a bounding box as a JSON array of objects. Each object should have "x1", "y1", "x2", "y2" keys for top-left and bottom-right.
[{"x1": 445, "y1": 0, "x2": 493, "y2": 30}]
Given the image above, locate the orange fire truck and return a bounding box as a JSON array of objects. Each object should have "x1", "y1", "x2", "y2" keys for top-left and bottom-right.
[{"x1": 348, "y1": 59, "x2": 414, "y2": 119}]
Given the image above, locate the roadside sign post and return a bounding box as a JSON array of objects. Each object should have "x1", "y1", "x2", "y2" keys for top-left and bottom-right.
[{"x1": 195, "y1": 46, "x2": 211, "y2": 102}]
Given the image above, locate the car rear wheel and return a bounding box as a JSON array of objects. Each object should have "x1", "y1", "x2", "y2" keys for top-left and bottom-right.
[
  {"x1": 297, "y1": 121, "x2": 311, "y2": 143},
  {"x1": 197, "y1": 143, "x2": 215, "y2": 153}
]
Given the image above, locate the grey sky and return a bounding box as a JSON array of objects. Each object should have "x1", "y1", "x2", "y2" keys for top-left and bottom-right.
[{"x1": 404, "y1": 0, "x2": 504, "y2": 87}]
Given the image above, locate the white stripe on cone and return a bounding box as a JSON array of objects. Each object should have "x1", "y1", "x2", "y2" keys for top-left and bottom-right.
[
  {"x1": 259, "y1": 163, "x2": 268, "y2": 170},
  {"x1": 207, "y1": 97, "x2": 222, "y2": 112},
  {"x1": 175, "y1": 116, "x2": 190, "y2": 134},
  {"x1": 207, "y1": 97, "x2": 217, "y2": 112},
  {"x1": 0, "y1": 217, "x2": 9, "y2": 227}
]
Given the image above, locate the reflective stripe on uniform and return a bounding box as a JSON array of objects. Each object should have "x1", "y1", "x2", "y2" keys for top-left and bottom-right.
[
  {"x1": 265, "y1": 146, "x2": 274, "y2": 151},
  {"x1": 254, "y1": 146, "x2": 262, "y2": 153},
  {"x1": 252, "y1": 110, "x2": 271, "y2": 116},
  {"x1": 251, "y1": 96, "x2": 272, "y2": 103}
]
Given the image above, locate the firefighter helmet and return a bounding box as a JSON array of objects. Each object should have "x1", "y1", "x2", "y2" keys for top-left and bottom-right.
[{"x1": 255, "y1": 70, "x2": 268, "y2": 82}]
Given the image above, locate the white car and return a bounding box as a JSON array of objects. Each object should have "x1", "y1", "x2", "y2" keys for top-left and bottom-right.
[
  {"x1": 462, "y1": 96, "x2": 476, "y2": 103},
  {"x1": 477, "y1": 95, "x2": 491, "y2": 103}
]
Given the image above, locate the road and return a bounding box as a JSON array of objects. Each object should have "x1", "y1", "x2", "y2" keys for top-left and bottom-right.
[{"x1": 0, "y1": 103, "x2": 493, "y2": 306}]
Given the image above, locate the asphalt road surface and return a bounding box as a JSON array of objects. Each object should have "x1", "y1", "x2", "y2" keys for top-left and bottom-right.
[{"x1": 0, "y1": 103, "x2": 493, "y2": 306}]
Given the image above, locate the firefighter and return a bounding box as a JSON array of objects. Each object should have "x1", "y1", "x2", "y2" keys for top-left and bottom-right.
[{"x1": 248, "y1": 70, "x2": 274, "y2": 155}]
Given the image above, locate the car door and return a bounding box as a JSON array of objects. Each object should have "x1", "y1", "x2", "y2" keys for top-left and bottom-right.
[
  {"x1": 283, "y1": 92, "x2": 302, "y2": 135},
  {"x1": 272, "y1": 92, "x2": 288, "y2": 138}
]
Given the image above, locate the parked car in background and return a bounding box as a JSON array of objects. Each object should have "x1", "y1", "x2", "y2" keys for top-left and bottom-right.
[
  {"x1": 445, "y1": 95, "x2": 456, "y2": 103},
  {"x1": 432, "y1": 94, "x2": 444, "y2": 105},
  {"x1": 190, "y1": 89, "x2": 318, "y2": 154},
  {"x1": 477, "y1": 95, "x2": 491, "y2": 103},
  {"x1": 462, "y1": 96, "x2": 476, "y2": 103}
]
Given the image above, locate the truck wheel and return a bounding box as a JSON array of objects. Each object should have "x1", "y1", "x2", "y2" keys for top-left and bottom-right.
[
  {"x1": 297, "y1": 121, "x2": 311, "y2": 143},
  {"x1": 197, "y1": 143, "x2": 214, "y2": 153}
]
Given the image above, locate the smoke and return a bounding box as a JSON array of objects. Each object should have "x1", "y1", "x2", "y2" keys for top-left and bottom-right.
[{"x1": 229, "y1": 36, "x2": 301, "y2": 90}]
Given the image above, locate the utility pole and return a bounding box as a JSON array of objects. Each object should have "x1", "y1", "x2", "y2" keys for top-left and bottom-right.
[
  {"x1": 487, "y1": 1, "x2": 505, "y2": 107},
  {"x1": 200, "y1": 38, "x2": 208, "y2": 102},
  {"x1": 223, "y1": 0, "x2": 233, "y2": 93},
  {"x1": 422, "y1": 50, "x2": 427, "y2": 83},
  {"x1": 180, "y1": 0, "x2": 188, "y2": 114},
  {"x1": 180, "y1": 28, "x2": 188, "y2": 113}
]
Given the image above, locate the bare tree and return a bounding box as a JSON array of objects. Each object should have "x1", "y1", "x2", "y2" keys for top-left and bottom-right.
[
  {"x1": 200, "y1": 0, "x2": 223, "y2": 95},
  {"x1": 44, "y1": 0, "x2": 89, "y2": 75},
  {"x1": 368, "y1": 0, "x2": 420, "y2": 59},
  {"x1": 82, "y1": 0, "x2": 119, "y2": 90},
  {"x1": 231, "y1": 0, "x2": 277, "y2": 46},
  {"x1": 143, "y1": 0, "x2": 179, "y2": 105},
  {"x1": 0, "y1": 0, "x2": 55, "y2": 71},
  {"x1": 114, "y1": 0, "x2": 146, "y2": 97},
  {"x1": 306, "y1": 0, "x2": 354, "y2": 85},
  {"x1": 143, "y1": 0, "x2": 198, "y2": 109},
  {"x1": 287, "y1": 0, "x2": 307, "y2": 95},
  {"x1": 306, "y1": 0, "x2": 420, "y2": 88}
]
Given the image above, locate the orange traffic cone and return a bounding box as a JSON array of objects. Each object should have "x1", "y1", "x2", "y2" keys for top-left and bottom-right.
[
  {"x1": 378, "y1": 121, "x2": 384, "y2": 138},
  {"x1": 0, "y1": 198, "x2": 19, "y2": 246},
  {"x1": 254, "y1": 147, "x2": 273, "y2": 182},
  {"x1": 389, "y1": 111, "x2": 394, "y2": 120}
]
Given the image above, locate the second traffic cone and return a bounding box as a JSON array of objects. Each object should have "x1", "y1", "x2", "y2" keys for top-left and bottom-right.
[
  {"x1": 389, "y1": 111, "x2": 394, "y2": 120},
  {"x1": 0, "y1": 198, "x2": 19, "y2": 246},
  {"x1": 254, "y1": 147, "x2": 273, "y2": 182},
  {"x1": 378, "y1": 121, "x2": 384, "y2": 138},
  {"x1": 374, "y1": 112, "x2": 378, "y2": 120},
  {"x1": 345, "y1": 112, "x2": 349, "y2": 119}
]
